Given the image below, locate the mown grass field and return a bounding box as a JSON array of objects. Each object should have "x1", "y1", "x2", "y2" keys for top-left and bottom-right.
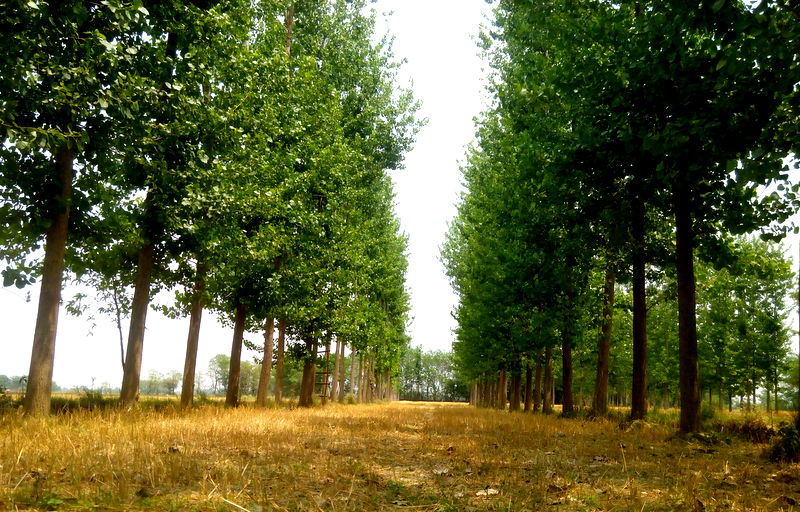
[{"x1": 1, "y1": 401, "x2": 798, "y2": 511}]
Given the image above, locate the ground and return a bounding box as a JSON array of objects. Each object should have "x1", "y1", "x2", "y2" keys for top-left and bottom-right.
[{"x1": 1, "y1": 401, "x2": 798, "y2": 511}]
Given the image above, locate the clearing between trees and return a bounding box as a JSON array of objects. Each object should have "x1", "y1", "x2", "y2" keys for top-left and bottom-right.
[{"x1": 1, "y1": 401, "x2": 798, "y2": 511}]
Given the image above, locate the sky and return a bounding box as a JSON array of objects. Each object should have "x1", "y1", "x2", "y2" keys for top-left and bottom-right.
[{"x1": 0, "y1": 1, "x2": 495, "y2": 389}]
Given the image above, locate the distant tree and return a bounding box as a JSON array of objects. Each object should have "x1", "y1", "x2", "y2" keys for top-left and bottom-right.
[{"x1": 208, "y1": 354, "x2": 230, "y2": 395}]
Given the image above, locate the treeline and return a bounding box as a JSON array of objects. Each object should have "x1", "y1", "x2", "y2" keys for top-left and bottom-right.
[
  {"x1": 443, "y1": 0, "x2": 800, "y2": 432},
  {"x1": 397, "y1": 348, "x2": 469, "y2": 402},
  {"x1": 1, "y1": 0, "x2": 418, "y2": 416}
]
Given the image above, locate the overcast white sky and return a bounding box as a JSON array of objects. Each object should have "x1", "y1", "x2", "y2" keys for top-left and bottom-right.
[{"x1": 0, "y1": 1, "x2": 495, "y2": 389}]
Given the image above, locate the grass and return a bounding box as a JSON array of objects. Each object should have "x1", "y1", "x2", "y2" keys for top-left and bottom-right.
[{"x1": 1, "y1": 401, "x2": 799, "y2": 511}]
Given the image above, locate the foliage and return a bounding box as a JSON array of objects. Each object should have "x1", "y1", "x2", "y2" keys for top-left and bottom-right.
[
  {"x1": 768, "y1": 418, "x2": 800, "y2": 462},
  {"x1": 398, "y1": 348, "x2": 468, "y2": 402}
]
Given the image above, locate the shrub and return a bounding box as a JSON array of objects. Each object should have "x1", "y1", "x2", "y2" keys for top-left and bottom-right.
[
  {"x1": 0, "y1": 386, "x2": 13, "y2": 411},
  {"x1": 768, "y1": 418, "x2": 800, "y2": 463},
  {"x1": 710, "y1": 416, "x2": 776, "y2": 444}
]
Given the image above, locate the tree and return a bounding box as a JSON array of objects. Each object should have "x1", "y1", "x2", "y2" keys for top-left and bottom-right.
[{"x1": 0, "y1": 0, "x2": 152, "y2": 416}]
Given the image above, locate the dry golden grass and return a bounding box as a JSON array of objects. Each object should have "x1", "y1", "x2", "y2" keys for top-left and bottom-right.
[{"x1": 1, "y1": 401, "x2": 799, "y2": 511}]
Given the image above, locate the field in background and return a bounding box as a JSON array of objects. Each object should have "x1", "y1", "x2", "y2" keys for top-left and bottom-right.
[{"x1": 1, "y1": 401, "x2": 799, "y2": 511}]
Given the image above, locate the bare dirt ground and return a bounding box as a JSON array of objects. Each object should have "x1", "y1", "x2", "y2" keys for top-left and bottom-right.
[{"x1": 1, "y1": 401, "x2": 798, "y2": 511}]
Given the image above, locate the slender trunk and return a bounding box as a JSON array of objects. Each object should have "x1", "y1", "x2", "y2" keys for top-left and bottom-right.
[
  {"x1": 675, "y1": 180, "x2": 701, "y2": 433},
  {"x1": 561, "y1": 332, "x2": 574, "y2": 415},
  {"x1": 630, "y1": 188, "x2": 648, "y2": 420},
  {"x1": 119, "y1": 33, "x2": 179, "y2": 408},
  {"x1": 543, "y1": 347, "x2": 554, "y2": 414},
  {"x1": 113, "y1": 288, "x2": 125, "y2": 370},
  {"x1": 24, "y1": 145, "x2": 75, "y2": 416},
  {"x1": 255, "y1": 317, "x2": 275, "y2": 406},
  {"x1": 337, "y1": 342, "x2": 347, "y2": 402},
  {"x1": 330, "y1": 337, "x2": 341, "y2": 400},
  {"x1": 298, "y1": 333, "x2": 316, "y2": 407},
  {"x1": 320, "y1": 335, "x2": 331, "y2": 403},
  {"x1": 274, "y1": 318, "x2": 286, "y2": 403},
  {"x1": 593, "y1": 269, "x2": 616, "y2": 415},
  {"x1": 533, "y1": 360, "x2": 543, "y2": 412},
  {"x1": 180, "y1": 262, "x2": 207, "y2": 410},
  {"x1": 119, "y1": 243, "x2": 154, "y2": 407},
  {"x1": 225, "y1": 303, "x2": 248, "y2": 407},
  {"x1": 497, "y1": 369, "x2": 507, "y2": 410},
  {"x1": 349, "y1": 350, "x2": 357, "y2": 399},
  {"x1": 524, "y1": 364, "x2": 533, "y2": 412},
  {"x1": 562, "y1": 256, "x2": 577, "y2": 416},
  {"x1": 510, "y1": 372, "x2": 521, "y2": 412}
]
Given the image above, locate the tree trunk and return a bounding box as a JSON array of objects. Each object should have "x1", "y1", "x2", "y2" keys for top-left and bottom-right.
[
  {"x1": 320, "y1": 335, "x2": 331, "y2": 404},
  {"x1": 561, "y1": 331, "x2": 574, "y2": 416},
  {"x1": 510, "y1": 372, "x2": 521, "y2": 411},
  {"x1": 337, "y1": 343, "x2": 347, "y2": 402},
  {"x1": 543, "y1": 347, "x2": 553, "y2": 414},
  {"x1": 255, "y1": 317, "x2": 275, "y2": 406},
  {"x1": 675, "y1": 180, "x2": 701, "y2": 433},
  {"x1": 119, "y1": 243, "x2": 155, "y2": 407},
  {"x1": 331, "y1": 337, "x2": 342, "y2": 400},
  {"x1": 349, "y1": 350, "x2": 357, "y2": 399},
  {"x1": 497, "y1": 369, "x2": 507, "y2": 410},
  {"x1": 631, "y1": 187, "x2": 648, "y2": 420},
  {"x1": 24, "y1": 145, "x2": 75, "y2": 416},
  {"x1": 120, "y1": 33, "x2": 178, "y2": 409},
  {"x1": 225, "y1": 303, "x2": 248, "y2": 407},
  {"x1": 274, "y1": 318, "x2": 286, "y2": 403},
  {"x1": 524, "y1": 364, "x2": 533, "y2": 412},
  {"x1": 593, "y1": 269, "x2": 616, "y2": 416},
  {"x1": 298, "y1": 333, "x2": 316, "y2": 407},
  {"x1": 533, "y1": 360, "x2": 543, "y2": 412},
  {"x1": 180, "y1": 262, "x2": 206, "y2": 410},
  {"x1": 561, "y1": 256, "x2": 577, "y2": 417}
]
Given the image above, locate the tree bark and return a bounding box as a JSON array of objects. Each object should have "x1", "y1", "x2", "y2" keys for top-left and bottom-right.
[
  {"x1": 24, "y1": 145, "x2": 75, "y2": 416},
  {"x1": 561, "y1": 332, "x2": 574, "y2": 416},
  {"x1": 349, "y1": 349, "x2": 357, "y2": 399},
  {"x1": 298, "y1": 332, "x2": 316, "y2": 407},
  {"x1": 533, "y1": 360, "x2": 543, "y2": 412},
  {"x1": 675, "y1": 180, "x2": 701, "y2": 433},
  {"x1": 225, "y1": 303, "x2": 248, "y2": 407},
  {"x1": 119, "y1": 243, "x2": 154, "y2": 407},
  {"x1": 337, "y1": 342, "x2": 347, "y2": 402},
  {"x1": 592, "y1": 269, "x2": 615, "y2": 416},
  {"x1": 255, "y1": 317, "x2": 275, "y2": 406},
  {"x1": 524, "y1": 364, "x2": 533, "y2": 412},
  {"x1": 496, "y1": 369, "x2": 507, "y2": 410},
  {"x1": 120, "y1": 32, "x2": 178, "y2": 409},
  {"x1": 320, "y1": 335, "x2": 331, "y2": 403},
  {"x1": 274, "y1": 318, "x2": 286, "y2": 403},
  {"x1": 631, "y1": 185, "x2": 648, "y2": 420},
  {"x1": 543, "y1": 347, "x2": 554, "y2": 414},
  {"x1": 180, "y1": 262, "x2": 206, "y2": 410},
  {"x1": 331, "y1": 337, "x2": 342, "y2": 400},
  {"x1": 509, "y1": 372, "x2": 521, "y2": 412}
]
